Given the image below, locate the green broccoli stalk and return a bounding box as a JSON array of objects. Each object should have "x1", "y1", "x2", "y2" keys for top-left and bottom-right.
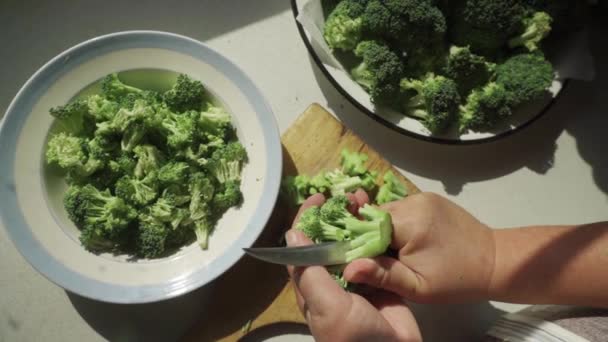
[
  {"x1": 495, "y1": 53, "x2": 554, "y2": 106},
  {"x1": 296, "y1": 195, "x2": 392, "y2": 262},
  {"x1": 458, "y1": 82, "x2": 513, "y2": 133},
  {"x1": 193, "y1": 216, "x2": 215, "y2": 250},
  {"x1": 189, "y1": 172, "x2": 215, "y2": 221},
  {"x1": 101, "y1": 73, "x2": 143, "y2": 100},
  {"x1": 163, "y1": 74, "x2": 206, "y2": 113},
  {"x1": 133, "y1": 144, "x2": 165, "y2": 179},
  {"x1": 376, "y1": 171, "x2": 407, "y2": 205},
  {"x1": 508, "y1": 11, "x2": 552, "y2": 52},
  {"x1": 323, "y1": 0, "x2": 365, "y2": 51},
  {"x1": 50, "y1": 100, "x2": 91, "y2": 135},
  {"x1": 400, "y1": 74, "x2": 461, "y2": 134},
  {"x1": 351, "y1": 40, "x2": 404, "y2": 107},
  {"x1": 443, "y1": 46, "x2": 496, "y2": 96}
]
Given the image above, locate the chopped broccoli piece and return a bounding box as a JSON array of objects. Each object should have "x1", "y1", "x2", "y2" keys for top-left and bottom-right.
[
  {"x1": 376, "y1": 170, "x2": 407, "y2": 204},
  {"x1": 211, "y1": 180, "x2": 243, "y2": 216},
  {"x1": 194, "y1": 216, "x2": 214, "y2": 250},
  {"x1": 161, "y1": 109, "x2": 196, "y2": 149},
  {"x1": 443, "y1": 46, "x2": 495, "y2": 96},
  {"x1": 101, "y1": 73, "x2": 144, "y2": 100},
  {"x1": 207, "y1": 142, "x2": 248, "y2": 184},
  {"x1": 50, "y1": 100, "x2": 91, "y2": 135},
  {"x1": 136, "y1": 212, "x2": 169, "y2": 258},
  {"x1": 508, "y1": 11, "x2": 552, "y2": 52},
  {"x1": 309, "y1": 173, "x2": 331, "y2": 195},
  {"x1": 189, "y1": 172, "x2": 215, "y2": 220},
  {"x1": 326, "y1": 169, "x2": 363, "y2": 196},
  {"x1": 163, "y1": 74, "x2": 206, "y2": 113},
  {"x1": 282, "y1": 175, "x2": 311, "y2": 205},
  {"x1": 46, "y1": 133, "x2": 87, "y2": 169},
  {"x1": 158, "y1": 161, "x2": 190, "y2": 186},
  {"x1": 400, "y1": 74, "x2": 461, "y2": 134},
  {"x1": 133, "y1": 144, "x2": 165, "y2": 179},
  {"x1": 115, "y1": 172, "x2": 158, "y2": 206},
  {"x1": 341, "y1": 149, "x2": 368, "y2": 176},
  {"x1": 86, "y1": 95, "x2": 118, "y2": 122}
]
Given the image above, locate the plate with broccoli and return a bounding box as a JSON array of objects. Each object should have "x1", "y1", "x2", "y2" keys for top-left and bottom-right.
[
  {"x1": 0, "y1": 31, "x2": 281, "y2": 303},
  {"x1": 293, "y1": 0, "x2": 590, "y2": 144}
]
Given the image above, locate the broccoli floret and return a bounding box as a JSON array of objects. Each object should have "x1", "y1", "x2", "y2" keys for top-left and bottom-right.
[
  {"x1": 189, "y1": 172, "x2": 215, "y2": 220},
  {"x1": 400, "y1": 74, "x2": 461, "y2": 134},
  {"x1": 495, "y1": 53, "x2": 554, "y2": 106},
  {"x1": 326, "y1": 169, "x2": 363, "y2": 196},
  {"x1": 450, "y1": 0, "x2": 527, "y2": 56},
  {"x1": 376, "y1": 170, "x2": 407, "y2": 204},
  {"x1": 121, "y1": 120, "x2": 146, "y2": 152},
  {"x1": 341, "y1": 149, "x2": 368, "y2": 176},
  {"x1": 161, "y1": 109, "x2": 196, "y2": 149},
  {"x1": 101, "y1": 73, "x2": 143, "y2": 100},
  {"x1": 78, "y1": 225, "x2": 122, "y2": 252},
  {"x1": 115, "y1": 172, "x2": 158, "y2": 206},
  {"x1": 50, "y1": 100, "x2": 91, "y2": 135},
  {"x1": 443, "y1": 46, "x2": 495, "y2": 96},
  {"x1": 458, "y1": 82, "x2": 513, "y2": 133},
  {"x1": 360, "y1": 170, "x2": 378, "y2": 192},
  {"x1": 524, "y1": 0, "x2": 587, "y2": 34},
  {"x1": 136, "y1": 212, "x2": 169, "y2": 258},
  {"x1": 309, "y1": 173, "x2": 331, "y2": 195},
  {"x1": 211, "y1": 180, "x2": 243, "y2": 216},
  {"x1": 46, "y1": 133, "x2": 87, "y2": 169},
  {"x1": 508, "y1": 11, "x2": 552, "y2": 52},
  {"x1": 163, "y1": 74, "x2": 206, "y2": 113},
  {"x1": 194, "y1": 216, "x2": 215, "y2": 250},
  {"x1": 281, "y1": 175, "x2": 311, "y2": 205},
  {"x1": 112, "y1": 99, "x2": 154, "y2": 133},
  {"x1": 323, "y1": 0, "x2": 365, "y2": 51},
  {"x1": 198, "y1": 105, "x2": 233, "y2": 137},
  {"x1": 207, "y1": 142, "x2": 248, "y2": 184},
  {"x1": 351, "y1": 40, "x2": 404, "y2": 107},
  {"x1": 133, "y1": 145, "x2": 165, "y2": 179},
  {"x1": 87, "y1": 95, "x2": 118, "y2": 122},
  {"x1": 161, "y1": 184, "x2": 191, "y2": 207},
  {"x1": 158, "y1": 161, "x2": 190, "y2": 186},
  {"x1": 296, "y1": 195, "x2": 392, "y2": 262}
]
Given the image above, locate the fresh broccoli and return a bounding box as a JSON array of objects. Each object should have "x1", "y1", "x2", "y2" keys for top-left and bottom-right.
[
  {"x1": 296, "y1": 195, "x2": 392, "y2": 262},
  {"x1": 50, "y1": 100, "x2": 91, "y2": 135},
  {"x1": 163, "y1": 74, "x2": 206, "y2": 113},
  {"x1": 107, "y1": 99, "x2": 154, "y2": 134},
  {"x1": 495, "y1": 53, "x2": 554, "y2": 106},
  {"x1": 309, "y1": 173, "x2": 331, "y2": 195},
  {"x1": 193, "y1": 216, "x2": 215, "y2": 250},
  {"x1": 198, "y1": 105, "x2": 233, "y2": 137},
  {"x1": 458, "y1": 82, "x2": 513, "y2": 133},
  {"x1": 161, "y1": 109, "x2": 196, "y2": 149},
  {"x1": 376, "y1": 170, "x2": 407, "y2": 204},
  {"x1": 87, "y1": 95, "x2": 118, "y2": 122},
  {"x1": 323, "y1": 0, "x2": 365, "y2": 51},
  {"x1": 341, "y1": 149, "x2": 368, "y2": 176},
  {"x1": 524, "y1": 0, "x2": 587, "y2": 34},
  {"x1": 158, "y1": 161, "x2": 190, "y2": 186},
  {"x1": 350, "y1": 40, "x2": 404, "y2": 107},
  {"x1": 136, "y1": 212, "x2": 169, "y2": 258},
  {"x1": 400, "y1": 74, "x2": 461, "y2": 134},
  {"x1": 189, "y1": 172, "x2": 215, "y2": 220},
  {"x1": 211, "y1": 180, "x2": 243, "y2": 216},
  {"x1": 101, "y1": 73, "x2": 143, "y2": 100},
  {"x1": 282, "y1": 175, "x2": 311, "y2": 205},
  {"x1": 450, "y1": 0, "x2": 527, "y2": 56},
  {"x1": 443, "y1": 46, "x2": 495, "y2": 96},
  {"x1": 207, "y1": 142, "x2": 248, "y2": 184},
  {"x1": 326, "y1": 169, "x2": 364, "y2": 196},
  {"x1": 161, "y1": 184, "x2": 191, "y2": 207},
  {"x1": 46, "y1": 133, "x2": 87, "y2": 169},
  {"x1": 121, "y1": 120, "x2": 146, "y2": 152},
  {"x1": 508, "y1": 11, "x2": 552, "y2": 52},
  {"x1": 133, "y1": 144, "x2": 165, "y2": 179},
  {"x1": 115, "y1": 172, "x2": 158, "y2": 206}
]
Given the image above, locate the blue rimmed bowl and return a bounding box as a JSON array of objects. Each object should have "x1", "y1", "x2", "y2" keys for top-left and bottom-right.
[{"x1": 0, "y1": 31, "x2": 282, "y2": 303}]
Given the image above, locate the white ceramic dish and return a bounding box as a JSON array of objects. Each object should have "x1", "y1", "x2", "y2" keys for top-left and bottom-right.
[{"x1": 0, "y1": 31, "x2": 282, "y2": 303}]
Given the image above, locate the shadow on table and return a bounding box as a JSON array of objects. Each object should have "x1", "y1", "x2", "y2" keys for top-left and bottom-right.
[{"x1": 310, "y1": 11, "x2": 608, "y2": 196}]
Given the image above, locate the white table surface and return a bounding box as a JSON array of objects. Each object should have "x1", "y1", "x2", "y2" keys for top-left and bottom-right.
[{"x1": 1, "y1": 1, "x2": 606, "y2": 341}]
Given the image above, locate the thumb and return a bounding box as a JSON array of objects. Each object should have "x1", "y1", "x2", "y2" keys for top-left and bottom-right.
[{"x1": 343, "y1": 257, "x2": 422, "y2": 300}]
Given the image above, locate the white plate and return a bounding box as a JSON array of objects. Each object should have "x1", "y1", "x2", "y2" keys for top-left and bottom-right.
[
  {"x1": 0, "y1": 31, "x2": 282, "y2": 303},
  {"x1": 292, "y1": 0, "x2": 568, "y2": 145}
]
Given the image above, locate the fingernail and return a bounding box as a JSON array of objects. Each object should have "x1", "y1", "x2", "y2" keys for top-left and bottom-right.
[{"x1": 286, "y1": 230, "x2": 298, "y2": 246}]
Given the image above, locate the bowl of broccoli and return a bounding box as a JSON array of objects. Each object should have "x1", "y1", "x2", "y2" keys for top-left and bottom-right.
[
  {"x1": 0, "y1": 31, "x2": 281, "y2": 303},
  {"x1": 293, "y1": 0, "x2": 589, "y2": 144}
]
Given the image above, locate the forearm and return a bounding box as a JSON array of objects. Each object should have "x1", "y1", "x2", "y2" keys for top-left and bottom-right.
[{"x1": 489, "y1": 223, "x2": 608, "y2": 308}]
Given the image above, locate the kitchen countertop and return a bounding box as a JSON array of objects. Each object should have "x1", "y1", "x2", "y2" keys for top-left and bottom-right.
[{"x1": 1, "y1": 1, "x2": 606, "y2": 341}]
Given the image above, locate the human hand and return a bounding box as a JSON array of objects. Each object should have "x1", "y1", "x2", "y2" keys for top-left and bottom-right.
[
  {"x1": 344, "y1": 192, "x2": 495, "y2": 303},
  {"x1": 286, "y1": 191, "x2": 421, "y2": 342}
]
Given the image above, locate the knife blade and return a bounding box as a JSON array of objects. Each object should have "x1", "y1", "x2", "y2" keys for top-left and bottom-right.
[{"x1": 243, "y1": 241, "x2": 352, "y2": 266}]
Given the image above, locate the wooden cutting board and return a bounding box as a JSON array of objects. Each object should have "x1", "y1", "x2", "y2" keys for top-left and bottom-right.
[{"x1": 181, "y1": 103, "x2": 420, "y2": 341}]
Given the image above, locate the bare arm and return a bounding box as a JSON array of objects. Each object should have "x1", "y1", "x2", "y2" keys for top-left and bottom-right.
[{"x1": 490, "y1": 223, "x2": 608, "y2": 308}]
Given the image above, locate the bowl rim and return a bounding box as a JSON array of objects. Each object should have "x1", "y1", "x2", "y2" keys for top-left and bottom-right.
[
  {"x1": 0, "y1": 30, "x2": 282, "y2": 303},
  {"x1": 290, "y1": 0, "x2": 570, "y2": 145}
]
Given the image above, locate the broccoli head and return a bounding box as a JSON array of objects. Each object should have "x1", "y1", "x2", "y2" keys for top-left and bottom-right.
[
  {"x1": 101, "y1": 73, "x2": 144, "y2": 101},
  {"x1": 351, "y1": 40, "x2": 404, "y2": 107},
  {"x1": 443, "y1": 45, "x2": 495, "y2": 96},
  {"x1": 161, "y1": 109, "x2": 196, "y2": 149},
  {"x1": 341, "y1": 149, "x2": 368, "y2": 176},
  {"x1": 163, "y1": 74, "x2": 206, "y2": 113},
  {"x1": 207, "y1": 142, "x2": 248, "y2": 184},
  {"x1": 400, "y1": 74, "x2": 461, "y2": 134},
  {"x1": 458, "y1": 82, "x2": 513, "y2": 133},
  {"x1": 323, "y1": 0, "x2": 365, "y2": 51},
  {"x1": 495, "y1": 53, "x2": 554, "y2": 106},
  {"x1": 46, "y1": 133, "x2": 87, "y2": 169}
]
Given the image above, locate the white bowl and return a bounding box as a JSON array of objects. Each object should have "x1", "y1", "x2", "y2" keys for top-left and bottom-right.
[{"x1": 0, "y1": 31, "x2": 282, "y2": 303}]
